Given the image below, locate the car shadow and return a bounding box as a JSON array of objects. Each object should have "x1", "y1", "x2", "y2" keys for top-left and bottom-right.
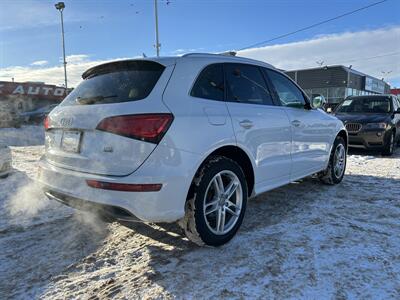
[{"x1": 85, "y1": 173, "x2": 400, "y2": 298}]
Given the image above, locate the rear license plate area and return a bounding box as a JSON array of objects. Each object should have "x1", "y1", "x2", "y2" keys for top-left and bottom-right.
[{"x1": 61, "y1": 131, "x2": 82, "y2": 153}]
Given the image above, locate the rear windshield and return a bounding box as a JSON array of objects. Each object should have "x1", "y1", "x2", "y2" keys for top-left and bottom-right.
[
  {"x1": 335, "y1": 97, "x2": 392, "y2": 114},
  {"x1": 61, "y1": 61, "x2": 165, "y2": 106}
]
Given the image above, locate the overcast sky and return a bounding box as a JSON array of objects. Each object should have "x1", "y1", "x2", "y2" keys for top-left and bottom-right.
[{"x1": 0, "y1": 0, "x2": 399, "y2": 87}]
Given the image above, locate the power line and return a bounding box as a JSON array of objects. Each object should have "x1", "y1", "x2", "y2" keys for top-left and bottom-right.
[
  {"x1": 339, "y1": 51, "x2": 400, "y2": 64},
  {"x1": 296, "y1": 51, "x2": 400, "y2": 70},
  {"x1": 305, "y1": 51, "x2": 400, "y2": 69},
  {"x1": 238, "y1": 0, "x2": 389, "y2": 51}
]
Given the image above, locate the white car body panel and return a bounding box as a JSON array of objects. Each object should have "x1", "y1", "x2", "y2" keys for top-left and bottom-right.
[
  {"x1": 39, "y1": 143, "x2": 201, "y2": 222},
  {"x1": 227, "y1": 103, "x2": 292, "y2": 191},
  {"x1": 161, "y1": 57, "x2": 237, "y2": 155},
  {"x1": 38, "y1": 54, "x2": 346, "y2": 223},
  {"x1": 283, "y1": 107, "x2": 338, "y2": 181}
]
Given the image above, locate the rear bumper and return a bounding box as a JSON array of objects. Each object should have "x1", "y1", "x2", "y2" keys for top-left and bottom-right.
[
  {"x1": 38, "y1": 144, "x2": 201, "y2": 223},
  {"x1": 44, "y1": 190, "x2": 141, "y2": 222},
  {"x1": 348, "y1": 130, "x2": 388, "y2": 149}
]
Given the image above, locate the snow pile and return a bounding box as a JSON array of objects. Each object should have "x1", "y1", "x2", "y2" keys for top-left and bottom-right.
[
  {"x1": 0, "y1": 146, "x2": 399, "y2": 299},
  {"x1": 0, "y1": 125, "x2": 44, "y2": 146}
]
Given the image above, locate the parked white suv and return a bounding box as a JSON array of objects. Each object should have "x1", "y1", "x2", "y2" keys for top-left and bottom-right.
[{"x1": 39, "y1": 53, "x2": 347, "y2": 246}]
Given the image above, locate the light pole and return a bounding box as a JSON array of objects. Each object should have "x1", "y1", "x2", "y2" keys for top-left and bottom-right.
[
  {"x1": 154, "y1": 0, "x2": 160, "y2": 57},
  {"x1": 55, "y1": 2, "x2": 68, "y2": 89}
]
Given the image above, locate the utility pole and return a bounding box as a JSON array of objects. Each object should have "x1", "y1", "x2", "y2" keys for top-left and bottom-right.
[
  {"x1": 154, "y1": 0, "x2": 161, "y2": 57},
  {"x1": 55, "y1": 2, "x2": 68, "y2": 89}
]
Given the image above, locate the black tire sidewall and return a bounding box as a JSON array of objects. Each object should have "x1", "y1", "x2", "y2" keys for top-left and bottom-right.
[
  {"x1": 193, "y1": 157, "x2": 248, "y2": 246},
  {"x1": 382, "y1": 131, "x2": 395, "y2": 156},
  {"x1": 329, "y1": 137, "x2": 347, "y2": 184}
]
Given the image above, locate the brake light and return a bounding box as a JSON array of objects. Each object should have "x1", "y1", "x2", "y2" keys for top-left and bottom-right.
[
  {"x1": 86, "y1": 180, "x2": 162, "y2": 192},
  {"x1": 96, "y1": 113, "x2": 173, "y2": 143},
  {"x1": 44, "y1": 116, "x2": 50, "y2": 130}
]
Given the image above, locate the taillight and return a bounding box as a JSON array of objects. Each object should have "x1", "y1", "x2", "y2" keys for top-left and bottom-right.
[
  {"x1": 86, "y1": 180, "x2": 162, "y2": 192},
  {"x1": 96, "y1": 113, "x2": 173, "y2": 143},
  {"x1": 44, "y1": 116, "x2": 50, "y2": 130}
]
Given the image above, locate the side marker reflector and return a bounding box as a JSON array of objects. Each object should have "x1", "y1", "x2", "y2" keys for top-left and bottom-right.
[{"x1": 86, "y1": 180, "x2": 162, "y2": 192}]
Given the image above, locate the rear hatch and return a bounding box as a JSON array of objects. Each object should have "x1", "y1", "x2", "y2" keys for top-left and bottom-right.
[{"x1": 44, "y1": 59, "x2": 175, "y2": 176}]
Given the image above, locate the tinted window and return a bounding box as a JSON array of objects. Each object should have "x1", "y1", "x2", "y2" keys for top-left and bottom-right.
[
  {"x1": 61, "y1": 60, "x2": 165, "y2": 106},
  {"x1": 225, "y1": 63, "x2": 274, "y2": 105},
  {"x1": 335, "y1": 97, "x2": 391, "y2": 113},
  {"x1": 191, "y1": 64, "x2": 224, "y2": 101},
  {"x1": 264, "y1": 69, "x2": 305, "y2": 108}
]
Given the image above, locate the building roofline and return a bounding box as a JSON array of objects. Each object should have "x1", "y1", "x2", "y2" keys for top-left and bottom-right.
[{"x1": 285, "y1": 65, "x2": 388, "y2": 85}]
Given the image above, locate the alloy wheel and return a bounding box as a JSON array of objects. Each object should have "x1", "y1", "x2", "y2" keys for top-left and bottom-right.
[
  {"x1": 203, "y1": 170, "x2": 243, "y2": 235},
  {"x1": 333, "y1": 143, "x2": 346, "y2": 178}
]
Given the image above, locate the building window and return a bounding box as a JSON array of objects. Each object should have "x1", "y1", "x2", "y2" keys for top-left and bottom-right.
[
  {"x1": 303, "y1": 89, "x2": 312, "y2": 98},
  {"x1": 311, "y1": 88, "x2": 328, "y2": 99},
  {"x1": 328, "y1": 87, "x2": 346, "y2": 103}
]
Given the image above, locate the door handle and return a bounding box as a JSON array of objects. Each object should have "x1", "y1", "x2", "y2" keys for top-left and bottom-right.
[
  {"x1": 291, "y1": 120, "x2": 301, "y2": 127},
  {"x1": 239, "y1": 120, "x2": 254, "y2": 129}
]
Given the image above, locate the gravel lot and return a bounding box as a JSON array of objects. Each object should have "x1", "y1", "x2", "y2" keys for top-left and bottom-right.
[{"x1": 0, "y1": 141, "x2": 399, "y2": 299}]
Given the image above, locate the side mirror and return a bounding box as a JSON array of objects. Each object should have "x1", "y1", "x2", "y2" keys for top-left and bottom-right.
[{"x1": 311, "y1": 95, "x2": 326, "y2": 109}]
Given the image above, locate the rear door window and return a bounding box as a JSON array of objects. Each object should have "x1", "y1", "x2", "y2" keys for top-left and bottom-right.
[
  {"x1": 224, "y1": 63, "x2": 274, "y2": 105},
  {"x1": 61, "y1": 60, "x2": 165, "y2": 106},
  {"x1": 190, "y1": 64, "x2": 224, "y2": 101},
  {"x1": 264, "y1": 68, "x2": 306, "y2": 108}
]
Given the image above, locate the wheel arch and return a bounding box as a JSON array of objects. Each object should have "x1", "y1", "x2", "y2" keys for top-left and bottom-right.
[
  {"x1": 187, "y1": 145, "x2": 255, "y2": 200},
  {"x1": 337, "y1": 129, "x2": 348, "y2": 148}
]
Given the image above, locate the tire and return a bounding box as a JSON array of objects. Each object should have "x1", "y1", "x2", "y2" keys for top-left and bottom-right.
[
  {"x1": 179, "y1": 156, "x2": 248, "y2": 247},
  {"x1": 318, "y1": 136, "x2": 346, "y2": 185},
  {"x1": 382, "y1": 131, "x2": 396, "y2": 156}
]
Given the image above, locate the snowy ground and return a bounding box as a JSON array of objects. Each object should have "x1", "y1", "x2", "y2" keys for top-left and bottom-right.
[
  {"x1": 1, "y1": 127, "x2": 400, "y2": 299},
  {"x1": 0, "y1": 125, "x2": 44, "y2": 146}
]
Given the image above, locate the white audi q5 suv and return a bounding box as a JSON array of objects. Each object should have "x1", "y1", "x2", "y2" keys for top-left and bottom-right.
[{"x1": 39, "y1": 53, "x2": 347, "y2": 246}]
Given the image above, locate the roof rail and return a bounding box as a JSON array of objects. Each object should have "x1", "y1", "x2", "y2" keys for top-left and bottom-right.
[
  {"x1": 181, "y1": 52, "x2": 236, "y2": 58},
  {"x1": 181, "y1": 52, "x2": 275, "y2": 69},
  {"x1": 219, "y1": 51, "x2": 237, "y2": 56}
]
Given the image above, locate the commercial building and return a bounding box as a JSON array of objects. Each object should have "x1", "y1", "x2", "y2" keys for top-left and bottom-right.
[
  {"x1": 0, "y1": 81, "x2": 68, "y2": 127},
  {"x1": 390, "y1": 88, "x2": 400, "y2": 96},
  {"x1": 285, "y1": 66, "x2": 391, "y2": 108}
]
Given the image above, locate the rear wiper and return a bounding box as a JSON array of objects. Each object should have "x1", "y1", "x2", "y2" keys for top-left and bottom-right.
[{"x1": 76, "y1": 95, "x2": 117, "y2": 105}]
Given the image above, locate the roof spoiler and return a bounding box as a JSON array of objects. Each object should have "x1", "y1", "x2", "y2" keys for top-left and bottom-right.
[{"x1": 81, "y1": 60, "x2": 165, "y2": 79}]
